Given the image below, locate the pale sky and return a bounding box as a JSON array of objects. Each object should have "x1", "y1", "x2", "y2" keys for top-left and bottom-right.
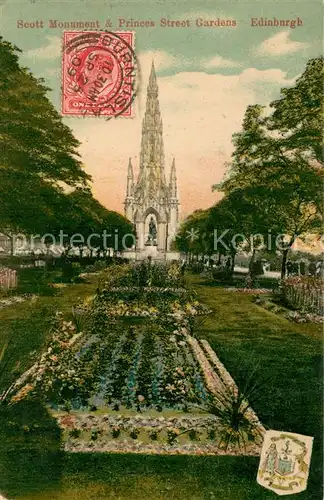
[{"x1": 1, "y1": 0, "x2": 322, "y2": 219}]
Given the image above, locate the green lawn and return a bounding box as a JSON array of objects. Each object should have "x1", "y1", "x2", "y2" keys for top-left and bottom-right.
[
  {"x1": 0, "y1": 271, "x2": 102, "y2": 386},
  {"x1": 0, "y1": 273, "x2": 322, "y2": 500}
]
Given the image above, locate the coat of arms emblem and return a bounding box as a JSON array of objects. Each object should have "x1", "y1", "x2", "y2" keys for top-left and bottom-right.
[{"x1": 257, "y1": 430, "x2": 313, "y2": 496}]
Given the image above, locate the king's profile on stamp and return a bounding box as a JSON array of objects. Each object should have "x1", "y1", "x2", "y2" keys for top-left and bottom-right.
[{"x1": 62, "y1": 31, "x2": 136, "y2": 117}]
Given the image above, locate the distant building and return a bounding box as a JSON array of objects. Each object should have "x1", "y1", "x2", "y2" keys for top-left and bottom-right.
[{"x1": 0, "y1": 233, "x2": 11, "y2": 254}]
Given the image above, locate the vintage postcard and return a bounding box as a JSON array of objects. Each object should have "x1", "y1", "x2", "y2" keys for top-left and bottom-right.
[{"x1": 0, "y1": 0, "x2": 322, "y2": 499}]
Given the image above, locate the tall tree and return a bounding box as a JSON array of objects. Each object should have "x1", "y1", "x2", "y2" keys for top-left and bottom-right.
[
  {"x1": 0, "y1": 37, "x2": 90, "y2": 239},
  {"x1": 269, "y1": 57, "x2": 324, "y2": 164},
  {"x1": 208, "y1": 191, "x2": 276, "y2": 272},
  {"x1": 175, "y1": 210, "x2": 210, "y2": 261},
  {"x1": 67, "y1": 188, "x2": 134, "y2": 255},
  {"x1": 217, "y1": 58, "x2": 323, "y2": 277}
]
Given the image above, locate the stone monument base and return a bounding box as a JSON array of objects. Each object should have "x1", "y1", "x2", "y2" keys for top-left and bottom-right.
[{"x1": 122, "y1": 247, "x2": 180, "y2": 262}]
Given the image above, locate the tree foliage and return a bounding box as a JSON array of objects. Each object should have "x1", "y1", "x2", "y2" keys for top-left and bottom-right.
[
  {"x1": 0, "y1": 38, "x2": 89, "y2": 187},
  {"x1": 0, "y1": 37, "x2": 87, "y2": 238},
  {"x1": 0, "y1": 37, "x2": 134, "y2": 253},
  {"x1": 179, "y1": 57, "x2": 323, "y2": 278},
  {"x1": 217, "y1": 57, "x2": 323, "y2": 276},
  {"x1": 269, "y1": 57, "x2": 324, "y2": 164}
]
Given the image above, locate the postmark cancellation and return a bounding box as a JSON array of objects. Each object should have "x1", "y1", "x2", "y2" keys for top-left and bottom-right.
[{"x1": 62, "y1": 31, "x2": 136, "y2": 117}]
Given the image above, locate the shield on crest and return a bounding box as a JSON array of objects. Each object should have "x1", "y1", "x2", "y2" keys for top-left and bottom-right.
[{"x1": 257, "y1": 430, "x2": 313, "y2": 496}]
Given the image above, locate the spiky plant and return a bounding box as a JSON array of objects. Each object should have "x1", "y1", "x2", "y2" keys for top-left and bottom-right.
[
  {"x1": 71, "y1": 307, "x2": 84, "y2": 333},
  {"x1": 189, "y1": 315, "x2": 208, "y2": 338},
  {"x1": 199, "y1": 366, "x2": 265, "y2": 452},
  {"x1": 0, "y1": 338, "x2": 17, "y2": 409}
]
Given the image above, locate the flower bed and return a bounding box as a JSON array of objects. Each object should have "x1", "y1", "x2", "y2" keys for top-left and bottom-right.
[
  {"x1": 225, "y1": 288, "x2": 270, "y2": 294},
  {"x1": 54, "y1": 412, "x2": 261, "y2": 456},
  {"x1": 88, "y1": 292, "x2": 211, "y2": 319},
  {"x1": 108, "y1": 286, "x2": 188, "y2": 294},
  {"x1": 252, "y1": 294, "x2": 323, "y2": 324},
  {"x1": 11, "y1": 315, "x2": 264, "y2": 455},
  {"x1": 0, "y1": 294, "x2": 34, "y2": 309},
  {"x1": 36, "y1": 322, "x2": 212, "y2": 412},
  {"x1": 281, "y1": 276, "x2": 323, "y2": 316},
  {"x1": 113, "y1": 261, "x2": 185, "y2": 288},
  {"x1": 285, "y1": 310, "x2": 323, "y2": 324},
  {"x1": 9, "y1": 263, "x2": 264, "y2": 456}
]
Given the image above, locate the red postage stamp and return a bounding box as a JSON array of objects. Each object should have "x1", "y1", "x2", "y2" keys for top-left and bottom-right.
[{"x1": 62, "y1": 31, "x2": 136, "y2": 117}]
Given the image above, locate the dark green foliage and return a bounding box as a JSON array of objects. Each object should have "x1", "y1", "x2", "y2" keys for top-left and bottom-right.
[
  {"x1": 111, "y1": 427, "x2": 121, "y2": 438},
  {"x1": 212, "y1": 266, "x2": 233, "y2": 282},
  {"x1": 129, "y1": 428, "x2": 140, "y2": 439},
  {"x1": 0, "y1": 37, "x2": 135, "y2": 251},
  {"x1": 188, "y1": 429, "x2": 199, "y2": 441},
  {"x1": 69, "y1": 429, "x2": 81, "y2": 439},
  {"x1": 0, "y1": 38, "x2": 87, "y2": 186},
  {"x1": 0, "y1": 38, "x2": 89, "y2": 237},
  {"x1": 0, "y1": 399, "x2": 62, "y2": 498},
  {"x1": 166, "y1": 429, "x2": 179, "y2": 445},
  {"x1": 149, "y1": 430, "x2": 158, "y2": 441},
  {"x1": 91, "y1": 429, "x2": 100, "y2": 441},
  {"x1": 269, "y1": 57, "x2": 324, "y2": 163}
]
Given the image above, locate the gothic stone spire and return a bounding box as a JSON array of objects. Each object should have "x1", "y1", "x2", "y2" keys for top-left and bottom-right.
[
  {"x1": 124, "y1": 63, "x2": 180, "y2": 248},
  {"x1": 126, "y1": 157, "x2": 134, "y2": 198},
  {"x1": 169, "y1": 158, "x2": 177, "y2": 199},
  {"x1": 148, "y1": 60, "x2": 158, "y2": 96},
  {"x1": 139, "y1": 61, "x2": 165, "y2": 185}
]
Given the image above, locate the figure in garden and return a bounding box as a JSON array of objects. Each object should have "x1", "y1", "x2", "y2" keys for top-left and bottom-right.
[{"x1": 146, "y1": 216, "x2": 157, "y2": 245}]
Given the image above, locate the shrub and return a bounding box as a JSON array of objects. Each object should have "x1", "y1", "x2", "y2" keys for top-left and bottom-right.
[
  {"x1": 189, "y1": 262, "x2": 204, "y2": 274},
  {"x1": 250, "y1": 260, "x2": 264, "y2": 277},
  {"x1": 83, "y1": 264, "x2": 96, "y2": 274},
  {"x1": 201, "y1": 367, "x2": 264, "y2": 451},
  {"x1": 111, "y1": 426, "x2": 121, "y2": 438},
  {"x1": 188, "y1": 429, "x2": 199, "y2": 441},
  {"x1": 129, "y1": 427, "x2": 139, "y2": 439},
  {"x1": 207, "y1": 428, "x2": 216, "y2": 440},
  {"x1": 69, "y1": 428, "x2": 81, "y2": 439},
  {"x1": 212, "y1": 266, "x2": 232, "y2": 282},
  {"x1": 166, "y1": 428, "x2": 179, "y2": 445},
  {"x1": 149, "y1": 431, "x2": 159, "y2": 441},
  {"x1": 91, "y1": 429, "x2": 99, "y2": 441}
]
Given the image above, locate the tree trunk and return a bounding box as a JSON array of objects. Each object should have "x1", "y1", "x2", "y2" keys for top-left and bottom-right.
[
  {"x1": 281, "y1": 248, "x2": 289, "y2": 279},
  {"x1": 248, "y1": 249, "x2": 256, "y2": 275},
  {"x1": 280, "y1": 235, "x2": 296, "y2": 279},
  {"x1": 9, "y1": 235, "x2": 14, "y2": 257},
  {"x1": 3, "y1": 232, "x2": 14, "y2": 257},
  {"x1": 230, "y1": 250, "x2": 236, "y2": 273}
]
